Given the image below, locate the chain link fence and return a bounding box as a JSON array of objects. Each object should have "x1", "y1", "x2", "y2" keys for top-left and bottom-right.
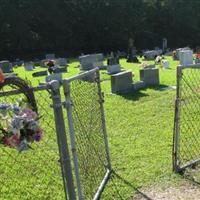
[
  {"x1": 173, "y1": 64, "x2": 200, "y2": 173},
  {"x1": 1, "y1": 68, "x2": 175, "y2": 199}
]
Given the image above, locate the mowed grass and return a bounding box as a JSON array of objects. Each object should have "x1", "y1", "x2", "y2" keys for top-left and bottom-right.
[{"x1": 0, "y1": 56, "x2": 189, "y2": 199}]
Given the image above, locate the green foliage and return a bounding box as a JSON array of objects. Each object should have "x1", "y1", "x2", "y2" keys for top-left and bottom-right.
[{"x1": 1, "y1": 0, "x2": 200, "y2": 59}]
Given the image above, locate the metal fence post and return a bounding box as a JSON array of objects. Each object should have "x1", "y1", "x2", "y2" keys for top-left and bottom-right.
[
  {"x1": 173, "y1": 66, "x2": 182, "y2": 172},
  {"x1": 63, "y1": 79, "x2": 84, "y2": 200},
  {"x1": 96, "y1": 70, "x2": 112, "y2": 170},
  {"x1": 49, "y1": 80, "x2": 76, "y2": 200}
]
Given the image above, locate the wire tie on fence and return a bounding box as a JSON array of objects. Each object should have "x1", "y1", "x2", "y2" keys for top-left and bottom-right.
[
  {"x1": 50, "y1": 103, "x2": 63, "y2": 108},
  {"x1": 63, "y1": 100, "x2": 73, "y2": 108}
]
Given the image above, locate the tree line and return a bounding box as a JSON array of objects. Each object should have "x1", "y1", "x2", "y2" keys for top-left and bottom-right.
[{"x1": 0, "y1": 0, "x2": 200, "y2": 60}]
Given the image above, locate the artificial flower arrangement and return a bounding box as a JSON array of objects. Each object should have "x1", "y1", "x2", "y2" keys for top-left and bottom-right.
[{"x1": 0, "y1": 102, "x2": 43, "y2": 152}]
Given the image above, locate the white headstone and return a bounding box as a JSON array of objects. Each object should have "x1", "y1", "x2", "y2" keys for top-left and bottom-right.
[
  {"x1": 179, "y1": 50, "x2": 193, "y2": 65},
  {"x1": 162, "y1": 60, "x2": 170, "y2": 69}
]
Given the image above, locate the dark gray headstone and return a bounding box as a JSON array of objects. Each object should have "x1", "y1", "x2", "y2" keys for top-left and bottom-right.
[{"x1": 0, "y1": 60, "x2": 13, "y2": 73}]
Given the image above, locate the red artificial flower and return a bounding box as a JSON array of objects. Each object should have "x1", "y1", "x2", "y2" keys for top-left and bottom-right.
[{"x1": 3, "y1": 134, "x2": 21, "y2": 148}]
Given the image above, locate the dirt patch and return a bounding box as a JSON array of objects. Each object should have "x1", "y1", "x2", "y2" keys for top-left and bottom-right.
[{"x1": 134, "y1": 180, "x2": 200, "y2": 200}]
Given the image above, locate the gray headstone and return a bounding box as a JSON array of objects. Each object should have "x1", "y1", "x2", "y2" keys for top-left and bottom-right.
[
  {"x1": 140, "y1": 68, "x2": 159, "y2": 86},
  {"x1": 45, "y1": 54, "x2": 55, "y2": 60},
  {"x1": 176, "y1": 47, "x2": 191, "y2": 60},
  {"x1": 144, "y1": 50, "x2": 162, "y2": 60},
  {"x1": 24, "y1": 62, "x2": 34, "y2": 71},
  {"x1": 107, "y1": 64, "x2": 121, "y2": 74},
  {"x1": 0, "y1": 60, "x2": 13, "y2": 73},
  {"x1": 56, "y1": 58, "x2": 67, "y2": 66},
  {"x1": 79, "y1": 53, "x2": 104, "y2": 70},
  {"x1": 111, "y1": 71, "x2": 133, "y2": 93},
  {"x1": 179, "y1": 50, "x2": 193, "y2": 65},
  {"x1": 40, "y1": 59, "x2": 48, "y2": 67}
]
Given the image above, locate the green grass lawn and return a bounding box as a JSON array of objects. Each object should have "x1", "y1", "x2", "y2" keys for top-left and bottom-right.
[{"x1": 0, "y1": 56, "x2": 194, "y2": 199}]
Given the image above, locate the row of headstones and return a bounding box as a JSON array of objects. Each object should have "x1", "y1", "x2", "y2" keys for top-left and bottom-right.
[
  {"x1": 79, "y1": 53, "x2": 160, "y2": 94},
  {"x1": 110, "y1": 67, "x2": 159, "y2": 94},
  {"x1": 0, "y1": 54, "x2": 68, "y2": 73},
  {"x1": 174, "y1": 48, "x2": 197, "y2": 65},
  {"x1": 79, "y1": 53, "x2": 122, "y2": 74}
]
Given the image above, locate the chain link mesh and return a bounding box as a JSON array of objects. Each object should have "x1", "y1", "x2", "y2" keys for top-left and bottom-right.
[
  {"x1": 0, "y1": 85, "x2": 65, "y2": 200},
  {"x1": 66, "y1": 72, "x2": 146, "y2": 200},
  {"x1": 68, "y1": 76, "x2": 108, "y2": 199},
  {"x1": 177, "y1": 68, "x2": 200, "y2": 168}
]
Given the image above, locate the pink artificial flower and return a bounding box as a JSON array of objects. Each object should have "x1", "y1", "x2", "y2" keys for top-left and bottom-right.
[
  {"x1": 20, "y1": 109, "x2": 37, "y2": 120},
  {"x1": 3, "y1": 134, "x2": 21, "y2": 148}
]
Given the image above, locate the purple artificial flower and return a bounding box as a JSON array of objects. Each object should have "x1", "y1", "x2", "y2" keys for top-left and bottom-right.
[{"x1": 33, "y1": 128, "x2": 43, "y2": 142}]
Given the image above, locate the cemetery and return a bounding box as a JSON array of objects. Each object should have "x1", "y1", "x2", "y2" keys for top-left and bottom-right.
[
  {"x1": 1, "y1": 1, "x2": 200, "y2": 200},
  {"x1": 1, "y1": 50, "x2": 199, "y2": 199}
]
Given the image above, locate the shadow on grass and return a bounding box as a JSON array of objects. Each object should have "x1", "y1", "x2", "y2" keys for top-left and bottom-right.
[
  {"x1": 103, "y1": 170, "x2": 153, "y2": 199},
  {"x1": 118, "y1": 90, "x2": 149, "y2": 101},
  {"x1": 146, "y1": 84, "x2": 176, "y2": 92}
]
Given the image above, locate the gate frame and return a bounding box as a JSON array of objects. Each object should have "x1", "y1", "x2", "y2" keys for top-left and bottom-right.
[
  {"x1": 173, "y1": 63, "x2": 200, "y2": 173},
  {"x1": 62, "y1": 68, "x2": 112, "y2": 200}
]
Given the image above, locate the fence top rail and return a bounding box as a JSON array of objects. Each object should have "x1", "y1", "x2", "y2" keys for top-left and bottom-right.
[
  {"x1": 178, "y1": 63, "x2": 200, "y2": 70},
  {"x1": 63, "y1": 67, "x2": 99, "y2": 84},
  {"x1": 0, "y1": 83, "x2": 50, "y2": 97}
]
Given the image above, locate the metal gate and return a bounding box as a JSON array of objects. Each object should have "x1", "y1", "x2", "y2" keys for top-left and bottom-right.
[
  {"x1": 62, "y1": 68, "x2": 112, "y2": 199},
  {"x1": 173, "y1": 64, "x2": 200, "y2": 172}
]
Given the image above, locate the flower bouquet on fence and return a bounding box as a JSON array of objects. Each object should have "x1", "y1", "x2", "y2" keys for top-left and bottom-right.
[{"x1": 0, "y1": 103, "x2": 43, "y2": 152}]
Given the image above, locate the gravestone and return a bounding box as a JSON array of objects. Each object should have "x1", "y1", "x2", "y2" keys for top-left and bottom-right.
[
  {"x1": 56, "y1": 58, "x2": 67, "y2": 66},
  {"x1": 162, "y1": 60, "x2": 170, "y2": 69},
  {"x1": 175, "y1": 47, "x2": 190, "y2": 60},
  {"x1": 79, "y1": 53, "x2": 104, "y2": 70},
  {"x1": 40, "y1": 59, "x2": 48, "y2": 67},
  {"x1": 162, "y1": 38, "x2": 167, "y2": 53},
  {"x1": 45, "y1": 54, "x2": 55, "y2": 60},
  {"x1": 111, "y1": 71, "x2": 133, "y2": 93},
  {"x1": 144, "y1": 50, "x2": 162, "y2": 60},
  {"x1": 107, "y1": 64, "x2": 121, "y2": 74},
  {"x1": 46, "y1": 73, "x2": 62, "y2": 83},
  {"x1": 179, "y1": 50, "x2": 193, "y2": 65},
  {"x1": 140, "y1": 68, "x2": 159, "y2": 86},
  {"x1": 14, "y1": 59, "x2": 24, "y2": 66},
  {"x1": 107, "y1": 52, "x2": 119, "y2": 65},
  {"x1": 32, "y1": 71, "x2": 48, "y2": 77},
  {"x1": 0, "y1": 60, "x2": 13, "y2": 73},
  {"x1": 54, "y1": 66, "x2": 68, "y2": 73},
  {"x1": 24, "y1": 62, "x2": 34, "y2": 71}
]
